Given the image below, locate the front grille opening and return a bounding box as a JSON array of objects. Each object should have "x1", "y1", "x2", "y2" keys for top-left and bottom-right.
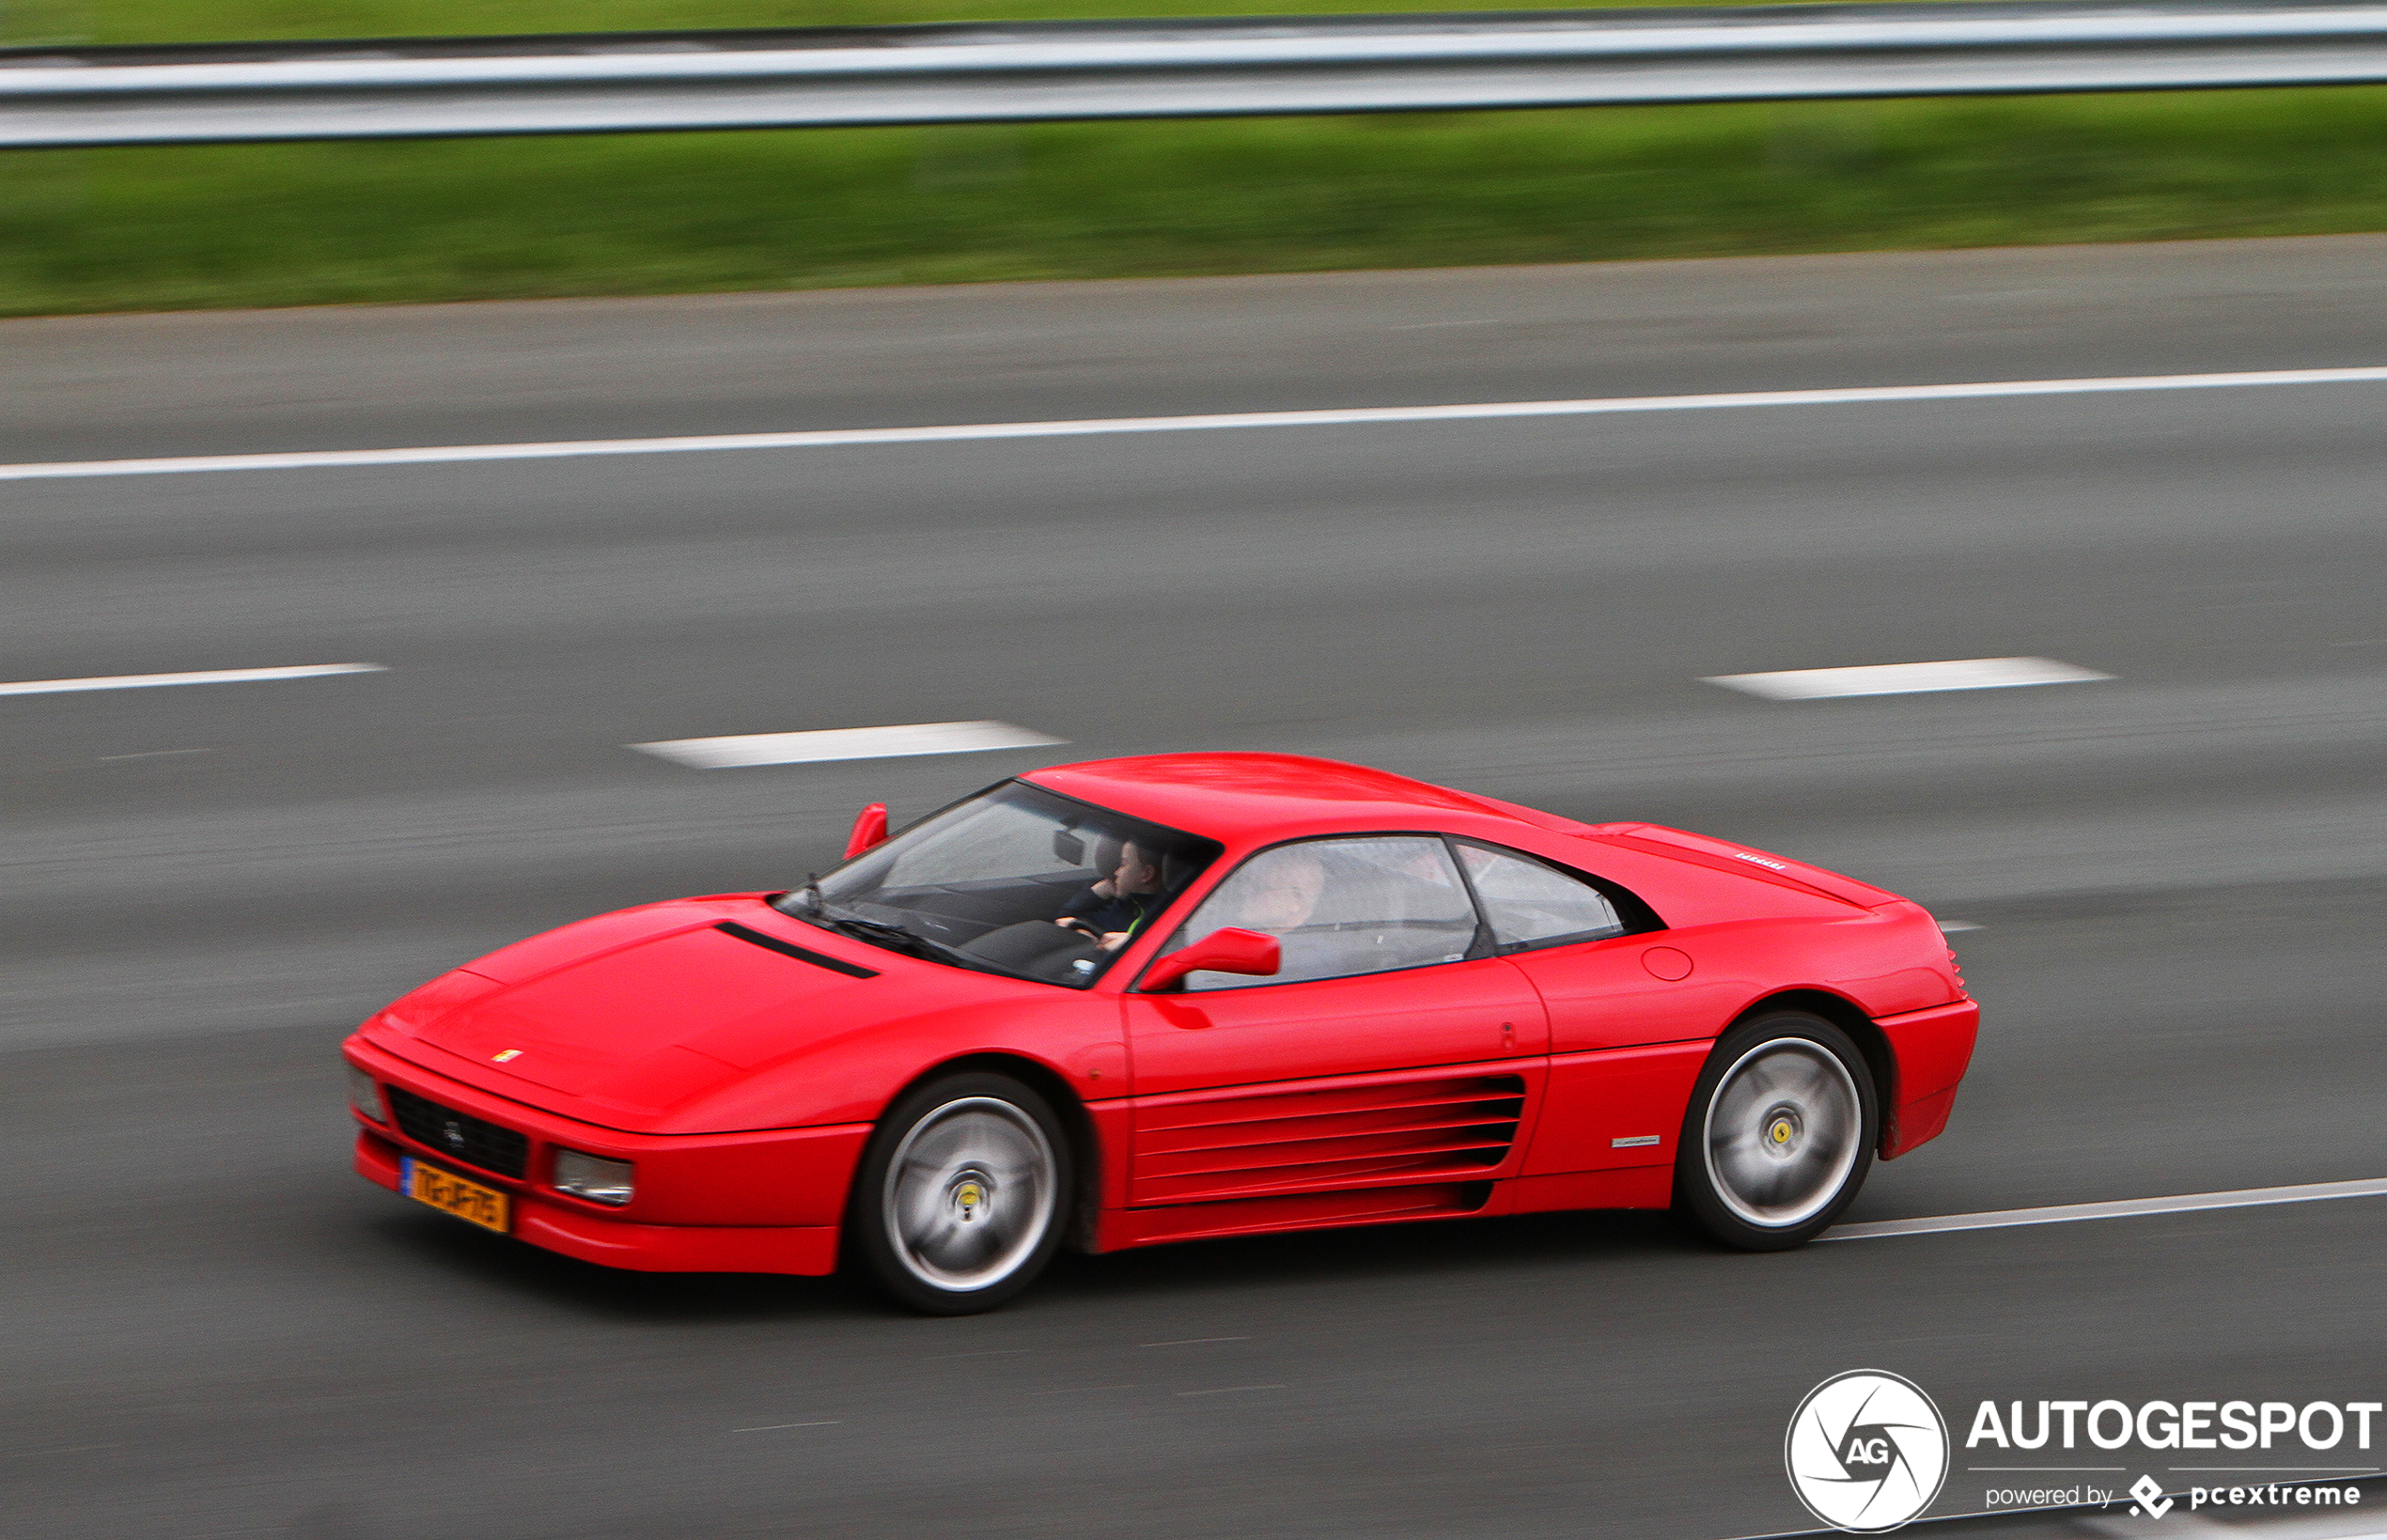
[{"x1": 385, "y1": 1086, "x2": 529, "y2": 1179}]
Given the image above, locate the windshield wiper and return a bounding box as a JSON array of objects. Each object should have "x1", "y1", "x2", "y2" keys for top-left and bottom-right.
[
  {"x1": 804, "y1": 907, "x2": 1011, "y2": 974},
  {"x1": 777, "y1": 889, "x2": 1038, "y2": 979},
  {"x1": 773, "y1": 883, "x2": 911, "y2": 947},
  {"x1": 817, "y1": 911, "x2": 930, "y2": 951}
]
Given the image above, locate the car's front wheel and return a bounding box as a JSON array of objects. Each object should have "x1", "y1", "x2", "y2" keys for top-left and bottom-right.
[
  {"x1": 1676, "y1": 1012, "x2": 1877, "y2": 1251},
  {"x1": 847, "y1": 1072, "x2": 1072, "y2": 1314}
]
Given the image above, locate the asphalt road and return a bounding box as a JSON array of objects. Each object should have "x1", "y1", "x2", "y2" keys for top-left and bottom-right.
[{"x1": 5, "y1": 239, "x2": 2385, "y2": 1540}]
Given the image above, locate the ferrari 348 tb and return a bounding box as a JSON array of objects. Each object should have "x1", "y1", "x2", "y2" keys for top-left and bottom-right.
[{"x1": 345, "y1": 754, "x2": 1977, "y2": 1313}]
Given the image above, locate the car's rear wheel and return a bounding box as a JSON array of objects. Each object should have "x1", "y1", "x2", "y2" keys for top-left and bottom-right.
[
  {"x1": 847, "y1": 1072, "x2": 1072, "y2": 1314},
  {"x1": 1676, "y1": 1012, "x2": 1877, "y2": 1251}
]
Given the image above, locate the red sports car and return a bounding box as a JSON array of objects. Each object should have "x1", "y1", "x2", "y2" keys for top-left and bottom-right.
[{"x1": 344, "y1": 754, "x2": 1977, "y2": 1313}]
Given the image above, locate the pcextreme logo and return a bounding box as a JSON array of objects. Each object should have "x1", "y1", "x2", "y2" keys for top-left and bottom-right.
[{"x1": 1785, "y1": 1371, "x2": 1952, "y2": 1533}]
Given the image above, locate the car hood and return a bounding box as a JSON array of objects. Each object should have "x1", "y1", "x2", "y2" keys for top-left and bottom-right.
[{"x1": 362, "y1": 896, "x2": 925, "y2": 1128}]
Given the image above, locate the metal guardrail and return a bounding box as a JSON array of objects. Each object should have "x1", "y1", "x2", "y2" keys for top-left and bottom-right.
[{"x1": 7, "y1": 1, "x2": 2387, "y2": 148}]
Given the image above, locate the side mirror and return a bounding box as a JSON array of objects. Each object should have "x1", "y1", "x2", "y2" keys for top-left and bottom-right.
[
  {"x1": 1139, "y1": 927, "x2": 1280, "y2": 993},
  {"x1": 843, "y1": 802, "x2": 888, "y2": 860}
]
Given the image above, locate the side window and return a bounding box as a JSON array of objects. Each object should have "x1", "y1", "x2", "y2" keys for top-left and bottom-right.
[
  {"x1": 1456, "y1": 843, "x2": 1626, "y2": 952},
  {"x1": 1168, "y1": 836, "x2": 1481, "y2": 991}
]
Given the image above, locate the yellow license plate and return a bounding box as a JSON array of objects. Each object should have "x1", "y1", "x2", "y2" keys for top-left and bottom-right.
[{"x1": 401, "y1": 1157, "x2": 510, "y2": 1234}]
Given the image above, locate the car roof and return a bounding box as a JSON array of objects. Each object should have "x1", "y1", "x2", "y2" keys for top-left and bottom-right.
[{"x1": 1022, "y1": 753, "x2": 1541, "y2": 844}]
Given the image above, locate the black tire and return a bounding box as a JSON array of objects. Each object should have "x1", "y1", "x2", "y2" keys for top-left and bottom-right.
[
  {"x1": 845, "y1": 1072, "x2": 1074, "y2": 1314},
  {"x1": 1676, "y1": 1011, "x2": 1878, "y2": 1251}
]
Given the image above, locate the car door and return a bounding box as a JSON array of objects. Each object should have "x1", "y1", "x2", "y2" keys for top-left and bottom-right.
[
  {"x1": 1449, "y1": 840, "x2": 1721, "y2": 1181},
  {"x1": 1122, "y1": 835, "x2": 1549, "y2": 1210}
]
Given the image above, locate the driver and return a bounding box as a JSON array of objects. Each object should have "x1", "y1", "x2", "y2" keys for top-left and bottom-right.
[{"x1": 1054, "y1": 840, "x2": 1172, "y2": 952}]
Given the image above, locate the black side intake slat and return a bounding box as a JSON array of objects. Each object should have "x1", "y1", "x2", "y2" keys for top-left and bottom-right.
[
  {"x1": 1129, "y1": 1072, "x2": 1530, "y2": 1206},
  {"x1": 385, "y1": 1086, "x2": 530, "y2": 1179}
]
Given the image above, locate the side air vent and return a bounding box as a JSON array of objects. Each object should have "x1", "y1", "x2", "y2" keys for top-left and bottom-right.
[
  {"x1": 714, "y1": 921, "x2": 880, "y2": 978},
  {"x1": 1131, "y1": 1073, "x2": 1527, "y2": 1207}
]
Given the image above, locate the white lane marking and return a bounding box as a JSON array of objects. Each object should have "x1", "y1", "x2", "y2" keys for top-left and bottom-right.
[
  {"x1": 0, "y1": 662, "x2": 385, "y2": 696},
  {"x1": 732, "y1": 1421, "x2": 840, "y2": 1431},
  {"x1": 1937, "y1": 921, "x2": 1981, "y2": 933},
  {"x1": 633, "y1": 720, "x2": 1064, "y2": 770},
  {"x1": 1141, "y1": 1336, "x2": 1251, "y2": 1346},
  {"x1": 8, "y1": 366, "x2": 2387, "y2": 481},
  {"x1": 1824, "y1": 1175, "x2": 2387, "y2": 1241},
  {"x1": 1737, "y1": 1501, "x2": 2387, "y2": 1540},
  {"x1": 1704, "y1": 656, "x2": 2112, "y2": 700}
]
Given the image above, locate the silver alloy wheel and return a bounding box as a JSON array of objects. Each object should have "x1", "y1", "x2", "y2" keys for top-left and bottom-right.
[
  {"x1": 881, "y1": 1096, "x2": 1059, "y2": 1294},
  {"x1": 1701, "y1": 1037, "x2": 1863, "y2": 1228}
]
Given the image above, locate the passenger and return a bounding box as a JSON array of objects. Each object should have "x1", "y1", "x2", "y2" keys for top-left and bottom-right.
[
  {"x1": 1225, "y1": 847, "x2": 1328, "y2": 937},
  {"x1": 1054, "y1": 840, "x2": 1173, "y2": 952},
  {"x1": 1205, "y1": 846, "x2": 1343, "y2": 982}
]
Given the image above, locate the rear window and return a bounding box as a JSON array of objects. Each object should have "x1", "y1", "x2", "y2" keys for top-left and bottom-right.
[{"x1": 1456, "y1": 841, "x2": 1631, "y2": 952}]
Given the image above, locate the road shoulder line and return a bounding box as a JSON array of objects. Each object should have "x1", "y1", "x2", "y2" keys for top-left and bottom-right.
[
  {"x1": 1827, "y1": 1175, "x2": 2387, "y2": 1241},
  {"x1": 8, "y1": 365, "x2": 2387, "y2": 480}
]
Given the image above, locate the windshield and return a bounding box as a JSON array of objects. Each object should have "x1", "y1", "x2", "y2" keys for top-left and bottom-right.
[{"x1": 772, "y1": 781, "x2": 1221, "y2": 988}]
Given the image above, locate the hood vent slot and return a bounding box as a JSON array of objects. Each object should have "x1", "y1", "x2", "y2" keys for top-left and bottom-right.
[{"x1": 714, "y1": 921, "x2": 879, "y2": 978}]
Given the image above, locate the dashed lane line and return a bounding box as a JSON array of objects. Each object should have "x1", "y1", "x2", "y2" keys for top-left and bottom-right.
[
  {"x1": 632, "y1": 720, "x2": 1064, "y2": 769},
  {"x1": 1705, "y1": 657, "x2": 2113, "y2": 700},
  {"x1": 8, "y1": 366, "x2": 2387, "y2": 481}
]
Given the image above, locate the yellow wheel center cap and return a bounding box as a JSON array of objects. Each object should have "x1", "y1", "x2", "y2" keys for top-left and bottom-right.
[
  {"x1": 954, "y1": 1182, "x2": 985, "y2": 1211},
  {"x1": 1770, "y1": 1119, "x2": 1794, "y2": 1145}
]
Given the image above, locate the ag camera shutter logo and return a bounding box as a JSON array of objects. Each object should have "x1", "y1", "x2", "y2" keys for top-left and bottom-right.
[{"x1": 1786, "y1": 1370, "x2": 1951, "y2": 1532}]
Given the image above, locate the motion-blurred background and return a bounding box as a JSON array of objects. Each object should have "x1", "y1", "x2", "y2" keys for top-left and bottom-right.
[
  {"x1": 10, "y1": 0, "x2": 2387, "y2": 314},
  {"x1": 6, "y1": 2, "x2": 2386, "y2": 1537}
]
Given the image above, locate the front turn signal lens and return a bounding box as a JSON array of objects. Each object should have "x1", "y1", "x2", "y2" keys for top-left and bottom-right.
[
  {"x1": 554, "y1": 1149, "x2": 634, "y2": 1206},
  {"x1": 346, "y1": 1062, "x2": 385, "y2": 1123}
]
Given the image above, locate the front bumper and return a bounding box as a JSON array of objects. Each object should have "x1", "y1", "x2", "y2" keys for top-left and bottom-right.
[{"x1": 346, "y1": 1034, "x2": 866, "y2": 1277}]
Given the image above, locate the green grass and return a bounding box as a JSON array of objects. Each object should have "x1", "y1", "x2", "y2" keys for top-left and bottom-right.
[
  {"x1": 8, "y1": 87, "x2": 2387, "y2": 318},
  {"x1": 9, "y1": 3, "x2": 2387, "y2": 317}
]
